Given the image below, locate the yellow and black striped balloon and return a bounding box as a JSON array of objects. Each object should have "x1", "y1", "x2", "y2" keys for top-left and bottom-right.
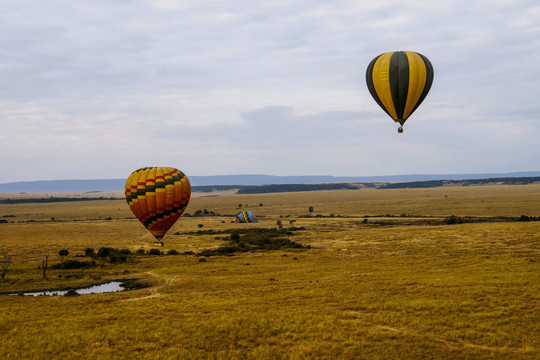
[
  {"x1": 125, "y1": 167, "x2": 191, "y2": 243},
  {"x1": 366, "y1": 51, "x2": 433, "y2": 130}
]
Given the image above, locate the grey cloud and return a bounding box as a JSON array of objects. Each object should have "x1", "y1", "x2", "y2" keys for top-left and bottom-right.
[{"x1": 0, "y1": 0, "x2": 539, "y2": 182}]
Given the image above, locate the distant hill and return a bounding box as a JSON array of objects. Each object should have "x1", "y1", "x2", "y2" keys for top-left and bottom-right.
[
  {"x1": 0, "y1": 171, "x2": 539, "y2": 193},
  {"x1": 1, "y1": 177, "x2": 539, "y2": 204}
]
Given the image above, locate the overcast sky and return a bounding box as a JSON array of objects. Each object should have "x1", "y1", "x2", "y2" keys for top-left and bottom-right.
[{"x1": 1, "y1": 0, "x2": 539, "y2": 183}]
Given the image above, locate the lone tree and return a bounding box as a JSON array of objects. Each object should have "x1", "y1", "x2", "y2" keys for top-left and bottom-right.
[
  {"x1": 289, "y1": 219, "x2": 296, "y2": 227},
  {"x1": 197, "y1": 224, "x2": 204, "y2": 229},
  {"x1": 276, "y1": 220, "x2": 283, "y2": 229},
  {"x1": 1, "y1": 249, "x2": 12, "y2": 279},
  {"x1": 59, "y1": 249, "x2": 69, "y2": 263},
  {"x1": 42, "y1": 254, "x2": 49, "y2": 279},
  {"x1": 308, "y1": 206, "x2": 314, "y2": 216}
]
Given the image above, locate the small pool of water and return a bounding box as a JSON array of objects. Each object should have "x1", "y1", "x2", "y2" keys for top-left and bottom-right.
[{"x1": 9, "y1": 281, "x2": 125, "y2": 296}]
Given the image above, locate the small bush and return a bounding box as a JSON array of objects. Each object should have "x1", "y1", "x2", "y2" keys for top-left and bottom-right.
[
  {"x1": 148, "y1": 249, "x2": 161, "y2": 256},
  {"x1": 64, "y1": 289, "x2": 79, "y2": 297},
  {"x1": 97, "y1": 247, "x2": 114, "y2": 257},
  {"x1": 136, "y1": 248, "x2": 145, "y2": 255},
  {"x1": 445, "y1": 215, "x2": 464, "y2": 225},
  {"x1": 85, "y1": 248, "x2": 95, "y2": 257},
  {"x1": 166, "y1": 249, "x2": 179, "y2": 255}
]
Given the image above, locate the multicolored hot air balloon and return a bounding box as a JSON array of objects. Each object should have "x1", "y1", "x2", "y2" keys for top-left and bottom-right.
[
  {"x1": 366, "y1": 51, "x2": 434, "y2": 133},
  {"x1": 233, "y1": 211, "x2": 258, "y2": 223},
  {"x1": 125, "y1": 167, "x2": 191, "y2": 246}
]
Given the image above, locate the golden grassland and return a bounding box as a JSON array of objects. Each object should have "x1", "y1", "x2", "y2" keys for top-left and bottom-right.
[{"x1": 0, "y1": 185, "x2": 539, "y2": 359}]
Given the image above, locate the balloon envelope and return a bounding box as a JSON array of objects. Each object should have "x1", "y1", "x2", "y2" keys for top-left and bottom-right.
[
  {"x1": 234, "y1": 211, "x2": 258, "y2": 223},
  {"x1": 125, "y1": 167, "x2": 191, "y2": 241},
  {"x1": 366, "y1": 51, "x2": 433, "y2": 128}
]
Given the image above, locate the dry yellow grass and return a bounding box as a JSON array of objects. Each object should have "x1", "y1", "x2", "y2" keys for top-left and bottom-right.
[{"x1": 0, "y1": 185, "x2": 539, "y2": 359}]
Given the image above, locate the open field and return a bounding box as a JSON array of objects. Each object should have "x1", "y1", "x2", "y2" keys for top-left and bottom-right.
[{"x1": 1, "y1": 185, "x2": 539, "y2": 359}]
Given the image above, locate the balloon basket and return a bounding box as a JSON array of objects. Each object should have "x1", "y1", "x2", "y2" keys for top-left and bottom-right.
[
  {"x1": 153, "y1": 241, "x2": 164, "y2": 246},
  {"x1": 398, "y1": 126, "x2": 403, "y2": 133}
]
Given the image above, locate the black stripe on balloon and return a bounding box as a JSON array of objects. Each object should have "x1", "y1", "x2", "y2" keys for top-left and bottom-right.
[
  {"x1": 409, "y1": 53, "x2": 434, "y2": 117},
  {"x1": 177, "y1": 173, "x2": 187, "y2": 183},
  {"x1": 389, "y1": 51, "x2": 409, "y2": 121},
  {"x1": 144, "y1": 215, "x2": 157, "y2": 228},
  {"x1": 155, "y1": 182, "x2": 165, "y2": 189},
  {"x1": 131, "y1": 167, "x2": 150, "y2": 175},
  {"x1": 365, "y1": 55, "x2": 392, "y2": 119}
]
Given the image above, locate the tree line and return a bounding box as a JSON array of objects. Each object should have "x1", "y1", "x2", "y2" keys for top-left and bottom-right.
[{"x1": 379, "y1": 176, "x2": 540, "y2": 189}]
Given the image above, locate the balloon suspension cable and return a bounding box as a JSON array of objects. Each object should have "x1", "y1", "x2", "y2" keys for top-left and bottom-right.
[{"x1": 397, "y1": 126, "x2": 404, "y2": 133}]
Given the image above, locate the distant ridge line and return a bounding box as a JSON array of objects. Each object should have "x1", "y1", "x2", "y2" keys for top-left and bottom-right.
[{"x1": 0, "y1": 171, "x2": 539, "y2": 193}]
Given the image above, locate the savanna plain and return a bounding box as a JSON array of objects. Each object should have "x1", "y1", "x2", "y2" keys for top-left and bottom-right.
[{"x1": 1, "y1": 185, "x2": 539, "y2": 359}]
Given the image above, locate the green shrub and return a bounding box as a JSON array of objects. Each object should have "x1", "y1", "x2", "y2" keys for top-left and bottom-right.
[
  {"x1": 199, "y1": 228, "x2": 306, "y2": 257},
  {"x1": 445, "y1": 215, "x2": 464, "y2": 225},
  {"x1": 109, "y1": 254, "x2": 127, "y2": 263},
  {"x1": 51, "y1": 260, "x2": 93, "y2": 269},
  {"x1": 97, "y1": 247, "x2": 114, "y2": 257}
]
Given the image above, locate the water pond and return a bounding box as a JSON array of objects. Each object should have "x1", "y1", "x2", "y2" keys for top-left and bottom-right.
[{"x1": 9, "y1": 281, "x2": 125, "y2": 296}]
